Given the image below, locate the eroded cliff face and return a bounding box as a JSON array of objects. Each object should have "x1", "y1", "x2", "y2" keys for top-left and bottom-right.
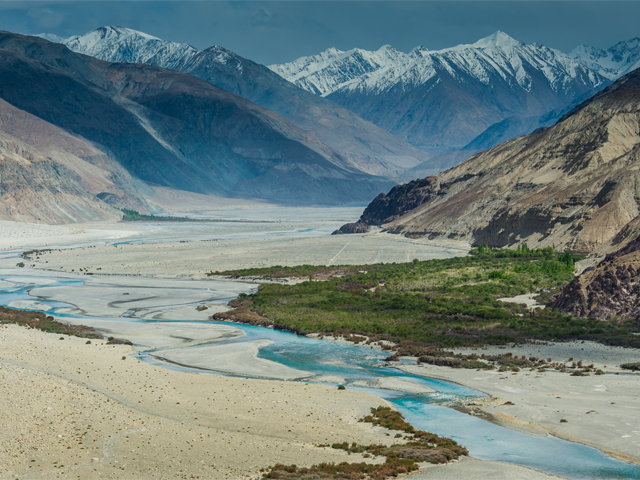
[
  {"x1": 341, "y1": 68, "x2": 640, "y2": 255},
  {"x1": 548, "y1": 236, "x2": 640, "y2": 321},
  {"x1": 0, "y1": 132, "x2": 117, "y2": 224},
  {"x1": 0, "y1": 98, "x2": 153, "y2": 223}
]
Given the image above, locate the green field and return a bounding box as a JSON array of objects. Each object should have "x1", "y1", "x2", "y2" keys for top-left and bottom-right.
[
  {"x1": 120, "y1": 209, "x2": 271, "y2": 223},
  {"x1": 120, "y1": 209, "x2": 195, "y2": 222},
  {"x1": 216, "y1": 245, "x2": 640, "y2": 349}
]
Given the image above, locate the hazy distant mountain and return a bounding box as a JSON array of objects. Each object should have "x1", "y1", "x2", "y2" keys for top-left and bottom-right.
[
  {"x1": 335, "y1": 67, "x2": 640, "y2": 255},
  {"x1": 571, "y1": 37, "x2": 640, "y2": 80},
  {"x1": 48, "y1": 26, "x2": 427, "y2": 178},
  {"x1": 271, "y1": 32, "x2": 619, "y2": 154},
  {"x1": 0, "y1": 31, "x2": 395, "y2": 217}
]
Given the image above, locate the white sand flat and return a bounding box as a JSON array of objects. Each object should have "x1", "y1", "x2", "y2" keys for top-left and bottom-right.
[{"x1": 152, "y1": 339, "x2": 312, "y2": 380}]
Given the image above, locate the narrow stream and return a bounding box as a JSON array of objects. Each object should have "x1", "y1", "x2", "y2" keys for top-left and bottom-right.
[{"x1": 1, "y1": 255, "x2": 640, "y2": 479}]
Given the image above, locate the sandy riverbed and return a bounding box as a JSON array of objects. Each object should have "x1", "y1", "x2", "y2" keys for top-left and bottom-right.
[
  {"x1": 2, "y1": 215, "x2": 638, "y2": 478},
  {"x1": 0, "y1": 323, "x2": 391, "y2": 479},
  {"x1": 26, "y1": 233, "x2": 468, "y2": 279},
  {"x1": 397, "y1": 350, "x2": 640, "y2": 465},
  {"x1": 0, "y1": 323, "x2": 567, "y2": 480}
]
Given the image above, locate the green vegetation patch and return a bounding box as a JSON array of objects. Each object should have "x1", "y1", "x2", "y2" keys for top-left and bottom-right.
[
  {"x1": 215, "y1": 246, "x2": 639, "y2": 348},
  {"x1": 262, "y1": 407, "x2": 467, "y2": 479},
  {"x1": 120, "y1": 209, "x2": 195, "y2": 222},
  {"x1": 120, "y1": 209, "x2": 272, "y2": 223},
  {"x1": 262, "y1": 458, "x2": 417, "y2": 480},
  {"x1": 0, "y1": 306, "x2": 102, "y2": 339},
  {"x1": 621, "y1": 362, "x2": 640, "y2": 371}
]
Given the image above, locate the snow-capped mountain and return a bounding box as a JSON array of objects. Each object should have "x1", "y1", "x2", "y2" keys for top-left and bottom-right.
[
  {"x1": 271, "y1": 44, "x2": 410, "y2": 96},
  {"x1": 271, "y1": 32, "x2": 605, "y2": 98},
  {"x1": 34, "y1": 32, "x2": 66, "y2": 43},
  {"x1": 63, "y1": 26, "x2": 198, "y2": 70},
  {"x1": 270, "y1": 31, "x2": 632, "y2": 152},
  {"x1": 571, "y1": 37, "x2": 640, "y2": 80},
  {"x1": 37, "y1": 26, "x2": 427, "y2": 178},
  {"x1": 37, "y1": 27, "x2": 640, "y2": 171}
]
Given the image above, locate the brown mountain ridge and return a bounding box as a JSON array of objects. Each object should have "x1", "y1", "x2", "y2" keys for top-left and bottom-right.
[{"x1": 337, "y1": 67, "x2": 640, "y2": 256}]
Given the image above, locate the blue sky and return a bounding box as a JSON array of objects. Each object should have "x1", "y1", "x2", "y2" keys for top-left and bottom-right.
[{"x1": 2, "y1": 1, "x2": 639, "y2": 65}]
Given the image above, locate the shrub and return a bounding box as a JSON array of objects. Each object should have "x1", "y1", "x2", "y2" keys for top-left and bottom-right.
[{"x1": 620, "y1": 362, "x2": 640, "y2": 371}]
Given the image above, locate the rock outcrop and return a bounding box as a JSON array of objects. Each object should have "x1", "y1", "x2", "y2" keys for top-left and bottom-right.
[
  {"x1": 338, "y1": 67, "x2": 640, "y2": 255},
  {"x1": 332, "y1": 177, "x2": 441, "y2": 234},
  {"x1": 548, "y1": 235, "x2": 640, "y2": 321}
]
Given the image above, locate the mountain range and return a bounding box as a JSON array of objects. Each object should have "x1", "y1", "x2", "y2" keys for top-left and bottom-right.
[
  {"x1": 50, "y1": 26, "x2": 427, "y2": 178},
  {"x1": 0, "y1": 31, "x2": 398, "y2": 222},
  {"x1": 335, "y1": 66, "x2": 640, "y2": 256},
  {"x1": 272, "y1": 32, "x2": 640, "y2": 155},
  {"x1": 43, "y1": 28, "x2": 640, "y2": 175}
]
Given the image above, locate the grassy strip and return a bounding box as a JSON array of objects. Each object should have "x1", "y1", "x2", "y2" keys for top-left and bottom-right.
[
  {"x1": 120, "y1": 208, "x2": 195, "y2": 222},
  {"x1": 120, "y1": 209, "x2": 271, "y2": 223},
  {"x1": 0, "y1": 306, "x2": 102, "y2": 339},
  {"x1": 262, "y1": 407, "x2": 467, "y2": 479},
  {"x1": 213, "y1": 247, "x2": 640, "y2": 349}
]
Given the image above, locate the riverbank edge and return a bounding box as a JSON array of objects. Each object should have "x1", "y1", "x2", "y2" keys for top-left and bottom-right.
[{"x1": 394, "y1": 364, "x2": 640, "y2": 468}]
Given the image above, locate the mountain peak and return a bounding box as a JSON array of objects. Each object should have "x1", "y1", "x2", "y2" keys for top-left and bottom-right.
[
  {"x1": 472, "y1": 30, "x2": 522, "y2": 49},
  {"x1": 97, "y1": 26, "x2": 160, "y2": 41},
  {"x1": 62, "y1": 26, "x2": 198, "y2": 69},
  {"x1": 33, "y1": 32, "x2": 66, "y2": 43},
  {"x1": 64, "y1": 26, "x2": 163, "y2": 52},
  {"x1": 376, "y1": 44, "x2": 394, "y2": 53}
]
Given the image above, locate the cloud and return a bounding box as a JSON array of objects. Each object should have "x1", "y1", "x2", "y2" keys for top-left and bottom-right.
[{"x1": 250, "y1": 7, "x2": 273, "y2": 27}]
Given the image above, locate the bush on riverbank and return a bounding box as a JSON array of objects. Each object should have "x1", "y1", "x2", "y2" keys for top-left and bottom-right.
[
  {"x1": 262, "y1": 407, "x2": 467, "y2": 479},
  {"x1": 216, "y1": 251, "x2": 640, "y2": 349},
  {"x1": 621, "y1": 362, "x2": 640, "y2": 371},
  {"x1": 0, "y1": 306, "x2": 102, "y2": 339}
]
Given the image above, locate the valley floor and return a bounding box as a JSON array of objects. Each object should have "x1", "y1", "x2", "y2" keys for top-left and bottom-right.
[{"x1": 0, "y1": 212, "x2": 638, "y2": 478}]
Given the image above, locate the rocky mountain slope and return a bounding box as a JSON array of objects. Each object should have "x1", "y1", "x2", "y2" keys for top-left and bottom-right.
[
  {"x1": 335, "y1": 67, "x2": 640, "y2": 256},
  {"x1": 0, "y1": 97, "x2": 153, "y2": 223},
  {"x1": 272, "y1": 32, "x2": 630, "y2": 154},
  {"x1": 0, "y1": 31, "x2": 394, "y2": 213},
  {"x1": 48, "y1": 26, "x2": 427, "y2": 178},
  {"x1": 548, "y1": 235, "x2": 640, "y2": 321}
]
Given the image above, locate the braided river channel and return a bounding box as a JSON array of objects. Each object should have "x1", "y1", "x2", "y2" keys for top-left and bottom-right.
[{"x1": 1, "y1": 235, "x2": 639, "y2": 480}]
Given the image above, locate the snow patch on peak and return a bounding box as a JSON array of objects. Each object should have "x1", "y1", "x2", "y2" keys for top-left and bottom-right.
[
  {"x1": 473, "y1": 31, "x2": 522, "y2": 49},
  {"x1": 571, "y1": 36, "x2": 640, "y2": 80},
  {"x1": 444, "y1": 31, "x2": 523, "y2": 53},
  {"x1": 66, "y1": 26, "x2": 161, "y2": 52},
  {"x1": 62, "y1": 26, "x2": 198, "y2": 71},
  {"x1": 33, "y1": 33, "x2": 66, "y2": 43}
]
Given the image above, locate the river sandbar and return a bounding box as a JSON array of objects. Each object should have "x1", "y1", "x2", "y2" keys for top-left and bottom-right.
[
  {"x1": 398, "y1": 354, "x2": 640, "y2": 465},
  {"x1": 0, "y1": 324, "x2": 392, "y2": 479},
  {"x1": 152, "y1": 339, "x2": 312, "y2": 380}
]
